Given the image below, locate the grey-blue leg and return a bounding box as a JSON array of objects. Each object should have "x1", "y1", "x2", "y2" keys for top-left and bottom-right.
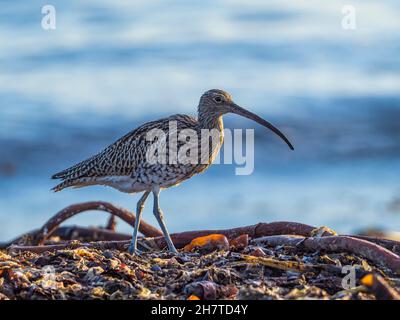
[
  {"x1": 152, "y1": 188, "x2": 178, "y2": 254},
  {"x1": 128, "y1": 191, "x2": 150, "y2": 255}
]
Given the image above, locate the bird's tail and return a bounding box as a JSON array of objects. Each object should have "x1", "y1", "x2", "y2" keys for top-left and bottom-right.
[
  {"x1": 51, "y1": 155, "x2": 99, "y2": 192},
  {"x1": 52, "y1": 179, "x2": 77, "y2": 192}
]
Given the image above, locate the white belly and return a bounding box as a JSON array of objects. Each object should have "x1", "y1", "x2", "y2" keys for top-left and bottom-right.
[{"x1": 93, "y1": 176, "x2": 149, "y2": 193}]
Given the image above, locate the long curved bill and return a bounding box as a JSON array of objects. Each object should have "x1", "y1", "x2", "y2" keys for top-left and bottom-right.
[{"x1": 230, "y1": 103, "x2": 294, "y2": 150}]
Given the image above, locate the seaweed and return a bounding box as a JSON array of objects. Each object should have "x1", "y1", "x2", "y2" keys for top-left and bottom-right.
[{"x1": 1, "y1": 201, "x2": 399, "y2": 300}]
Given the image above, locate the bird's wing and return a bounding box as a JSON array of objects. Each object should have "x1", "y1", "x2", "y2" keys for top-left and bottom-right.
[{"x1": 52, "y1": 114, "x2": 198, "y2": 182}]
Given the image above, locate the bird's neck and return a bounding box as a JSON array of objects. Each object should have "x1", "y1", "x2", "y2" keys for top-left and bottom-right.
[
  {"x1": 198, "y1": 112, "x2": 224, "y2": 132},
  {"x1": 197, "y1": 112, "x2": 225, "y2": 165}
]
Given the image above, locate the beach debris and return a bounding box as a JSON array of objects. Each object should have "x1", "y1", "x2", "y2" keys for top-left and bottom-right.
[
  {"x1": 184, "y1": 281, "x2": 218, "y2": 299},
  {"x1": 150, "y1": 221, "x2": 318, "y2": 250},
  {"x1": 183, "y1": 234, "x2": 230, "y2": 253},
  {"x1": 361, "y1": 273, "x2": 400, "y2": 300},
  {"x1": 32, "y1": 201, "x2": 162, "y2": 245},
  {"x1": 229, "y1": 234, "x2": 249, "y2": 251},
  {"x1": 1, "y1": 202, "x2": 400, "y2": 300},
  {"x1": 310, "y1": 226, "x2": 338, "y2": 237},
  {"x1": 1, "y1": 237, "x2": 399, "y2": 300},
  {"x1": 249, "y1": 247, "x2": 267, "y2": 257},
  {"x1": 184, "y1": 280, "x2": 238, "y2": 300},
  {"x1": 252, "y1": 235, "x2": 400, "y2": 275},
  {"x1": 238, "y1": 254, "x2": 315, "y2": 272},
  {"x1": 105, "y1": 215, "x2": 117, "y2": 231}
]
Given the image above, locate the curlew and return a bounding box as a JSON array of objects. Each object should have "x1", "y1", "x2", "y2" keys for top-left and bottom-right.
[{"x1": 52, "y1": 89, "x2": 294, "y2": 255}]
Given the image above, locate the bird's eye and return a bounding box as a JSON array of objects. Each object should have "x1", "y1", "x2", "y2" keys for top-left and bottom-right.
[{"x1": 214, "y1": 96, "x2": 223, "y2": 103}]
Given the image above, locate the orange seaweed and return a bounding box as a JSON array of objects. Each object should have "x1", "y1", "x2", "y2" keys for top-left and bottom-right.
[
  {"x1": 361, "y1": 274, "x2": 374, "y2": 287},
  {"x1": 183, "y1": 234, "x2": 229, "y2": 252}
]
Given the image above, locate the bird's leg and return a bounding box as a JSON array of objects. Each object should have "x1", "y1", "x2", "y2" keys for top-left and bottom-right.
[
  {"x1": 152, "y1": 188, "x2": 179, "y2": 254},
  {"x1": 128, "y1": 191, "x2": 150, "y2": 255}
]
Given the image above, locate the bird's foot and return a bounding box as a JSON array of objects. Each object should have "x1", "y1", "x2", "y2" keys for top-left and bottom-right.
[
  {"x1": 310, "y1": 226, "x2": 338, "y2": 238},
  {"x1": 127, "y1": 244, "x2": 142, "y2": 256},
  {"x1": 168, "y1": 250, "x2": 192, "y2": 263}
]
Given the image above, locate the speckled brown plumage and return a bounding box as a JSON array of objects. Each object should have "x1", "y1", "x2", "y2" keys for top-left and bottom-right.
[{"x1": 52, "y1": 113, "x2": 223, "y2": 192}]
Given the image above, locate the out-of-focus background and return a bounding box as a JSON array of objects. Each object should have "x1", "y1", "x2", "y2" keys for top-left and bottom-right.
[{"x1": 0, "y1": 0, "x2": 399, "y2": 241}]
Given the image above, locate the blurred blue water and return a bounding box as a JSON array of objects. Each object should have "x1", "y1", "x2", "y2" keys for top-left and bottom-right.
[{"x1": 0, "y1": 1, "x2": 400, "y2": 240}]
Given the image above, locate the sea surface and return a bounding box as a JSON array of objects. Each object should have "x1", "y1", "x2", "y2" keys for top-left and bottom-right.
[{"x1": 0, "y1": 1, "x2": 400, "y2": 241}]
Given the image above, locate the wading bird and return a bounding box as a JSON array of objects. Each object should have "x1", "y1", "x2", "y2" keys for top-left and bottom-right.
[{"x1": 52, "y1": 89, "x2": 294, "y2": 255}]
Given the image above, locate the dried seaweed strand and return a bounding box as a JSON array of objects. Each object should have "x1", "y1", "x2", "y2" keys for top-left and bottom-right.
[
  {"x1": 8, "y1": 240, "x2": 129, "y2": 254},
  {"x1": 152, "y1": 221, "x2": 317, "y2": 249},
  {"x1": 348, "y1": 235, "x2": 400, "y2": 255},
  {"x1": 237, "y1": 254, "x2": 315, "y2": 272},
  {"x1": 253, "y1": 235, "x2": 400, "y2": 275},
  {"x1": 33, "y1": 201, "x2": 162, "y2": 245},
  {"x1": 105, "y1": 215, "x2": 117, "y2": 231},
  {"x1": 0, "y1": 226, "x2": 132, "y2": 249}
]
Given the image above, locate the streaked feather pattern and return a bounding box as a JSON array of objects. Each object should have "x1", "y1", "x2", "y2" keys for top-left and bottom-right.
[{"x1": 52, "y1": 113, "x2": 223, "y2": 193}]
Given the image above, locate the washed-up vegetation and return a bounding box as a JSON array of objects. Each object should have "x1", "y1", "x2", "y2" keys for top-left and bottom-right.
[{"x1": 0, "y1": 202, "x2": 399, "y2": 300}]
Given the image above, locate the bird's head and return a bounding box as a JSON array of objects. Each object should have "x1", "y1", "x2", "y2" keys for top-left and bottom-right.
[{"x1": 198, "y1": 89, "x2": 294, "y2": 150}]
